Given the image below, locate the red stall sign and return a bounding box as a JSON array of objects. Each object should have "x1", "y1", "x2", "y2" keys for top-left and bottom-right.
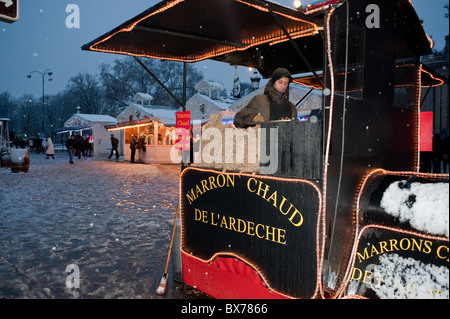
[
  {"x1": 175, "y1": 111, "x2": 191, "y2": 151},
  {"x1": 420, "y1": 112, "x2": 433, "y2": 152}
]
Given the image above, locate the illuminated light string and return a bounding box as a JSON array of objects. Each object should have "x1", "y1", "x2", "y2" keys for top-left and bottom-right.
[
  {"x1": 426, "y1": 33, "x2": 434, "y2": 49},
  {"x1": 293, "y1": 70, "x2": 445, "y2": 91},
  {"x1": 89, "y1": 28, "x2": 318, "y2": 63},
  {"x1": 268, "y1": 28, "x2": 320, "y2": 46},
  {"x1": 415, "y1": 65, "x2": 422, "y2": 172},
  {"x1": 421, "y1": 66, "x2": 445, "y2": 87},
  {"x1": 341, "y1": 294, "x2": 369, "y2": 299},
  {"x1": 335, "y1": 168, "x2": 449, "y2": 298},
  {"x1": 178, "y1": 166, "x2": 324, "y2": 299},
  {"x1": 235, "y1": 0, "x2": 320, "y2": 24},
  {"x1": 88, "y1": 0, "x2": 319, "y2": 62},
  {"x1": 303, "y1": 0, "x2": 344, "y2": 15},
  {"x1": 317, "y1": 6, "x2": 336, "y2": 299},
  {"x1": 106, "y1": 122, "x2": 157, "y2": 131}
]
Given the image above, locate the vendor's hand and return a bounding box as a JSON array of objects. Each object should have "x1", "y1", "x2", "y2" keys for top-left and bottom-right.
[{"x1": 252, "y1": 114, "x2": 266, "y2": 123}]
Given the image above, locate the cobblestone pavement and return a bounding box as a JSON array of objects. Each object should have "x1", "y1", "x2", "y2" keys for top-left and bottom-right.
[{"x1": 0, "y1": 151, "x2": 196, "y2": 299}]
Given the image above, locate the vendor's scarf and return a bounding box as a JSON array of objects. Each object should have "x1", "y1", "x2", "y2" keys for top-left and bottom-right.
[{"x1": 264, "y1": 80, "x2": 290, "y2": 105}]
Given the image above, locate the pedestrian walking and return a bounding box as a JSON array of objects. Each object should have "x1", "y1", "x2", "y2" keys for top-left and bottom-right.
[
  {"x1": 65, "y1": 135, "x2": 75, "y2": 164},
  {"x1": 45, "y1": 136, "x2": 55, "y2": 160},
  {"x1": 108, "y1": 134, "x2": 120, "y2": 160},
  {"x1": 74, "y1": 134, "x2": 86, "y2": 160}
]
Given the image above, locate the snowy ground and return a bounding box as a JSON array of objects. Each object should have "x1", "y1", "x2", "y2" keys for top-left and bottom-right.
[{"x1": 0, "y1": 151, "x2": 198, "y2": 299}]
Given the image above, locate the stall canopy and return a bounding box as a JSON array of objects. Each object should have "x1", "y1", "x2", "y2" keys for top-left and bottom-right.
[
  {"x1": 81, "y1": 0, "x2": 322, "y2": 76},
  {"x1": 81, "y1": 0, "x2": 433, "y2": 78}
]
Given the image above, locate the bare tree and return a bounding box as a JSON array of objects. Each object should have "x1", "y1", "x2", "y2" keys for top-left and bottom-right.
[
  {"x1": 99, "y1": 57, "x2": 203, "y2": 109},
  {"x1": 66, "y1": 73, "x2": 104, "y2": 114},
  {"x1": 0, "y1": 91, "x2": 17, "y2": 121}
]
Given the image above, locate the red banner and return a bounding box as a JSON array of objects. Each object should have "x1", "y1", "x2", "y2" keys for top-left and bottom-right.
[
  {"x1": 175, "y1": 111, "x2": 191, "y2": 151},
  {"x1": 420, "y1": 112, "x2": 433, "y2": 152}
]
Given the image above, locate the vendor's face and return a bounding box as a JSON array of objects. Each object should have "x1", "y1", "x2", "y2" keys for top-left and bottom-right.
[{"x1": 273, "y1": 77, "x2": 290, "y2": 93}]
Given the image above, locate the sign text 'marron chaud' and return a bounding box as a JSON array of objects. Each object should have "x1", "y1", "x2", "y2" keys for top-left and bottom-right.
[{"x1": 185, "y1": 173, "x2": 304, "y2": 228}]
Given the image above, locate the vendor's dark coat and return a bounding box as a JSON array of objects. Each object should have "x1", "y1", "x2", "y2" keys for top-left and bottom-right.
[{"x1": 234, "y1": 81, "x2": 297, "y2": 128}]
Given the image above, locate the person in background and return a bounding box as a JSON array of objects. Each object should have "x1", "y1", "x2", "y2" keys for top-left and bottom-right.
[
  {"x1": 86, "y1": 135, "x2": 93, "y2": 157},
  {"x1": 234, "y1": 68, "x2": 297, "y2": 128},
  {"x1": 45, "y1": 136, "x2": 55, "y2": 160},
  {"x1": 130, "y1": 134, "x2": 138, "y2": 163},
  {"x1": 137, "y1": 134, "x2": 146, "y2": 163},
  {"x1": 65, "y1": 135, "x2": 75, "y2": 164},
  {"x1": 33, "y1": 137, "x2": 43, "y2": 154},
  {"x1": 74, "y1": 134, "x2": 86, "y2": 160},
  {"x1": 108, "y1": 134, "x2": 119, "y2": 160}
]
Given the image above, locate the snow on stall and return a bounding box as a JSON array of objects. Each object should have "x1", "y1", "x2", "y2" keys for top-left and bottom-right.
[
  {"x1": 380, "y1": 181, "x2": 449, "y2": 237},
  {"x1": 373, "y1": 180, "x2": 450, "y2": 299},
  {"x1": 373, "y1": 253, "x2": 449, "y2": 299}
]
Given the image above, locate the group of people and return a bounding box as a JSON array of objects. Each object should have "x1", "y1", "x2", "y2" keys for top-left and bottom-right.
[
  {"x1": 129, "y1": 134, "x2": 146, "y2": 163},
  {"x1": 107, "y1": 133, "x2": 147, "y2": 163},
  {"x1": 65, "y1": 134, "x2": 93, "y2": 164},
  {"x1": 11, "y1": 134, "x2": 55, "y2": 160}
]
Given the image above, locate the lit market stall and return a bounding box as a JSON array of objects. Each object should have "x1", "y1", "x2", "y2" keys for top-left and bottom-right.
[
  {"x1": 105, "y1": 103, "x2": 179, "y2": 164},
  {"x1": 82, "y1": 0, "x2": 448, "y2": 299},
  {"x1": 55, "y1": 113, "x2": 117, "y2": 156}
]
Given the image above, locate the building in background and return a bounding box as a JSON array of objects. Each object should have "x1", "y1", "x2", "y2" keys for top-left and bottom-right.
[
  {"x1": 56, "y1": 113, "x2": 117, "y2": 156},
  {"x1": 421, "y1": 35, "x2": 449, "y2": 138}
]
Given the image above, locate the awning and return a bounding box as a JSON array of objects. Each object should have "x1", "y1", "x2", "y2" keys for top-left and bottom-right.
[
  {"x1": 82, "y1": 0, "x2": 433, "y2": 77},
  {"x1": 55, "y1": 125, "x2": 91, "y2": 134},
  {"x1": 82, "y1": 0, "x2": 321, "y2": 75},
  {"x1": 105, "y1": 118, "x2": 155, "y2": 131}
]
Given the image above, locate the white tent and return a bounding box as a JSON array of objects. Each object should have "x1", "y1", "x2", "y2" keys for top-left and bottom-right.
[{"x1": 60, "y1": 113, "x2": 118, "y2": 156}]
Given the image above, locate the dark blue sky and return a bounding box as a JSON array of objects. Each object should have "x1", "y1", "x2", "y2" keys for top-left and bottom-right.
[{"x1": 0, "y1": 0, "x2": 448, "y2": 99}]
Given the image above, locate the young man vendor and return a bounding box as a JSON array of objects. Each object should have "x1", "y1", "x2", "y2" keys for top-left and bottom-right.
[{"x1": 234, "y1": 68, "x2": 297, "y2": 128}]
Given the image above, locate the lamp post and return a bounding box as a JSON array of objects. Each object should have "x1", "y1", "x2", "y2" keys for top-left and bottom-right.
[{"x1": 27, "y1": 69, "x2": 53, "y2": 137}]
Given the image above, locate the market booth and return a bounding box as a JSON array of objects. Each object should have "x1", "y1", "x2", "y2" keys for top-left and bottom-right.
[
  {"x1": 83, "y1": 0, "x2": 448, "y2": 299},
  {"x1": 56, "y1": 113, "x2": 118, "y2": 156},
  {"x1": 105, "y1": 102, "x2": 179, "y2": 163}
]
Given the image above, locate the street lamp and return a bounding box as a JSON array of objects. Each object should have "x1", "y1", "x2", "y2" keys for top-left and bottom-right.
[{"x1": 27, "y1": 69, "x2": 53, "y2": 137}]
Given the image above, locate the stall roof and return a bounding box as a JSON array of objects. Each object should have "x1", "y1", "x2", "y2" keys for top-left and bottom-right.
[
  {"x1": 81, "y1": 0, "x2": 321, "y2": 71},
  {"x1": 64, "y1": 113, "x2": 117, "y2": 126},
  {"x1": 82, "y1": 0, "x2": 432, "y2": 77}
]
